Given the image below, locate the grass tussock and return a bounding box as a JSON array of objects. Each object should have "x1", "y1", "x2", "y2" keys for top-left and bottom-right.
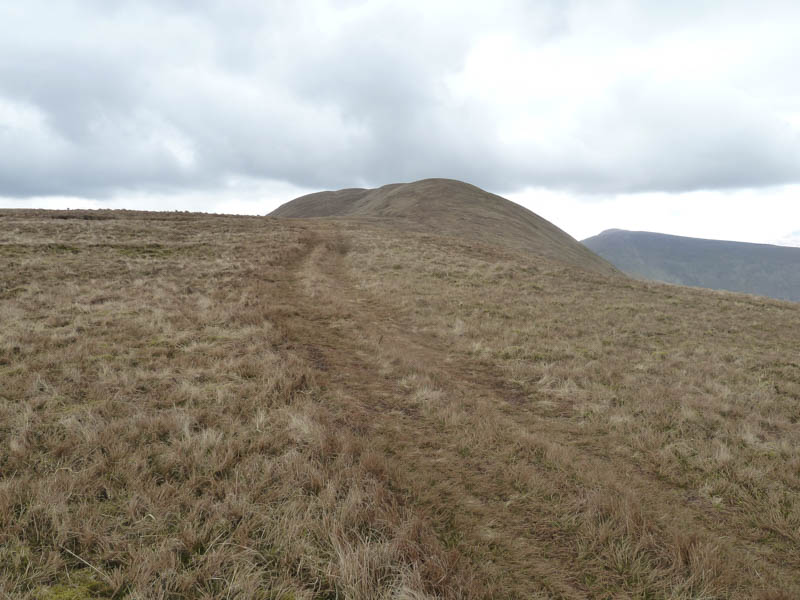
[{"x1": 2, "y1": 209, "x2": 800, "y2": 598}]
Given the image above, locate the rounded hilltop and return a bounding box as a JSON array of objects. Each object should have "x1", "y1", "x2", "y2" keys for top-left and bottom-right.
[{"x1": 271, "y1": 178, "x2": 618, "y2": 275}]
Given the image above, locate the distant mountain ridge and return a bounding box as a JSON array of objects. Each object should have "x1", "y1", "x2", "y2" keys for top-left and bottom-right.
[
  {"x1": 271, "y1": 178, "x2": 618, "y2": 275},
  {"x1": 583, "y1": 229, "x2": 800, "y2": 301}
]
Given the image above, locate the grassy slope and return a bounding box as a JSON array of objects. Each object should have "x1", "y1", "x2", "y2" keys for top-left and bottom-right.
[
  {"x1": 271, "y1": 178, "x2": 618, "y2": 277},
  {"x1": 583, "y1": 229, "x2": 800, "y2": 302},
  {"x1": 1, "y1": 210, "x2": 799, "y2": 599}
]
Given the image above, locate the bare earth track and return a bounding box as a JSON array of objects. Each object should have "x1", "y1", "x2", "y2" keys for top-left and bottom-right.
[{"x1": 1, "y1": 209, "x2": 799, "y2": 598}]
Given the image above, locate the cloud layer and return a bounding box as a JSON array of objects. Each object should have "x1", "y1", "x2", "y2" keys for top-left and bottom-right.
[{"x1": 2, "y1": 0, "x2": 800, "y2": 199}]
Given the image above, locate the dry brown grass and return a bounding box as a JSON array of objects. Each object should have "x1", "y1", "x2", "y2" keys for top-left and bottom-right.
[{"x1": 2, "y1": 208, "x2": 799, "y2": 598}]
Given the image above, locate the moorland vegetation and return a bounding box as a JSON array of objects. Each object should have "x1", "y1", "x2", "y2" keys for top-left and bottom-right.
[{"x1": 1, "y1": 184, "x2": 799, "y2": 598}]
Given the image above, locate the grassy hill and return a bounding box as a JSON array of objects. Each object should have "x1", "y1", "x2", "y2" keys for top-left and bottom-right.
[
  {"x1": 583, "y1": 228, "x2": 800, "y2": 301},
  {"x1": 272, "y1": 178, "x2": 618, "y2": 276},
  {"x1": 2, "y1": 207, "x2": 800, "y2": 598}
]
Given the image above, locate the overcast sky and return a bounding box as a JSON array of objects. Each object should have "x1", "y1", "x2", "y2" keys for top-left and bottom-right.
[{"x1": 2, "y1": 1, "x2": 799, "y2": 244}]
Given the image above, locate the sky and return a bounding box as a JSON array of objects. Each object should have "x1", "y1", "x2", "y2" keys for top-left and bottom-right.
[{"x1": 1, "y1": 1, "x2": 799, "y2": 244}]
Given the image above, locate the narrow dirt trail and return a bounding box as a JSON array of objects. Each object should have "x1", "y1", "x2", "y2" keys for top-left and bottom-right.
[
  {"x1": 276, "y1": 224, "x2": 793, "y2": 598},
  {"x1": 275, "y1": 229, "x2": 582, "y2": 597}
]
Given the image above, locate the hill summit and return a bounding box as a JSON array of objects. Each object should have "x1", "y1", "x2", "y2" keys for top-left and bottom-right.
[{"x1": 271, "y1": 178, "x2": 617, "y2": 275}]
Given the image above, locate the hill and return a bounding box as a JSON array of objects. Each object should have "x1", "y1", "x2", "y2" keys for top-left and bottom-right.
[
  {"x1": 583, "y1": 228, "x2": 800, "y2": 301},
  {"x1": 271, "y1": 178, "x2": 618, "y2": 275},
  {"x1": 2, "y1": 209, "x2": 800, "y2": 598}
]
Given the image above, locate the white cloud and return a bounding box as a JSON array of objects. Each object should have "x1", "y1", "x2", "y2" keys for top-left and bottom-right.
[
  {"x1": 1, "y1": 177, "x2": 312, "y2": 215},
  {"x1": 509, "y1": 184, "x2": 800, "y2": 245}
]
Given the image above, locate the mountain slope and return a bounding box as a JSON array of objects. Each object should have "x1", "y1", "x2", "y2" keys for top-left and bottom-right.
[
  {"x1": 583, "y1": 228, "x2": 800, "y2": 301},
  {"x1": 272, "y1": 178, "x2": 618, "y2": 275}
]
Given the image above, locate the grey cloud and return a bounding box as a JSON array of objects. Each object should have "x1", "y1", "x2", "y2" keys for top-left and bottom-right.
[
  {"x1": 542, "y1": 79, "x2": 800, "y2": 193},
  {"x1": 1, "y1": 0, "x2": 800, "y2": 201}
]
